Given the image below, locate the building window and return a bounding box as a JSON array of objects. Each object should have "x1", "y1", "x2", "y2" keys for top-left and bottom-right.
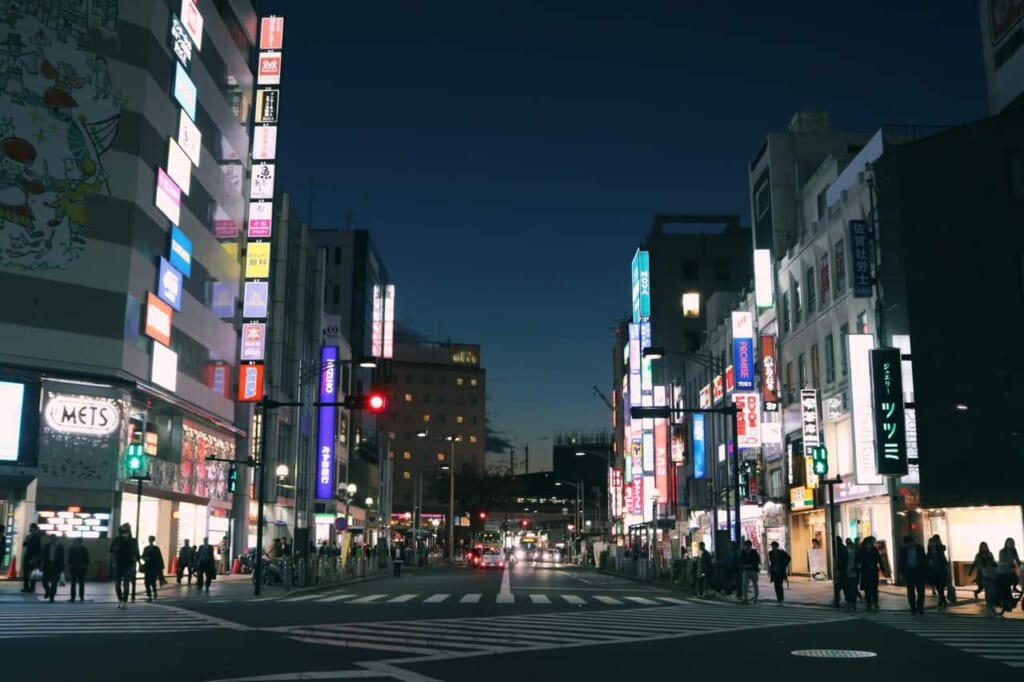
[
  {"x1": 403, "y1": 471, "x2": 411, "y2": 480},
  {"x1": 798, "y1": 353, "x2": 807, "y2": 389},
  {"x1": 437, "y1": 452, "x2": 445, "y2": 461},
  {"x1": 438, "y1": 395, "x2": 446, "y2": 404},
  {"x1": 816, "y1": 190, "x2": 827, "y2": 221},
  {"x1": 811, "y1": 344, "x2": 820, "y2": 387},
  {"x1": 332, "y1": 285, "x2": 340, "y2": 304},
  {"x1": 422, "y1": 376, "x2": 432, "y2": 385},
  {"x1": 406, "y1": 375, "x2": 415, "y2": 384},
  {"x1": 781, "y1": 292, "x2": 791, "y2": 333},
  {"x1": 712, "y1": 257, "x2": 730, "y2": 282},
  {"x1": 423, "y1": 394, "x2": 432, "y2": 404},
  {"x1": 457, "y1": 377, "x2": 464, "y2": 386},
  {"x1": 422, "y1": 414, "x2": 430, "y2": 422},
  {"x1": 403, "y1": 451, "x2": 411, "y2": 460},
  {"x1": 834, "y1": 239, "x2": 846, "y2": 294},
  {"x1": 820, "y1": 255, "x2": 830, "y2": 306},
  {"x1": 792, "y1": 277, "x2": 802, "y2": 324},
  {"x1": 856, "y1": 311, "x2": 869, "y2": 334},
  {"x1": 438, "y1": 414, "x2": 446, "y2": 423},
  {"x1": 404, "y1": 393, "x2": 413, "y2": 402},
  {"x1": 681, "y1": 258, "x2": 699, "y2": 281},
  {"x1": 333, "y1": 246, "x2": 342, "y2": 265},
  {"x1": 471, "y1": 416, "x2": 479, "y2": 425},
  {"x1": 469, "y1": 435, "x2": 478, "y2": 444},
  {"x1": 1010, "y1": 148, "x2": 1024, "y2": 198},
  {"x1": 470, "y1": 378, "x2": 478, "y2": 387},
  {"x1": 824, "y1": 334, "x2": 836, "y2": 384},
  {"x1": 785, "y1": 361, "x2": 794, "y2": 403},
  {"x1": 456, "y1": 415, "x2": 464, "y2": 424},
  {"x1": 438, "y1": 376, "x2": 446, "y2": 387},
  {"x1": 805, "y1": 266, "x2": 816, "y2": 315},
  {"x1": 470, "y1": 397, "x2": 479, "y2": 406},
  {"x1": 840, "y1": 324, "x2": 849, "y2": 377}
]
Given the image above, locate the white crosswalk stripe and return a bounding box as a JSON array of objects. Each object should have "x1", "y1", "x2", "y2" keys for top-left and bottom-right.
[
  {"x1": 593, "y1": 595, "x2": 623, "y2": 605},
  {"x1": 562, "y1": 595, "x2": 586, "y2": 605},
  {"x1": 388, "y1": 594, "x2": 418, "y2": 603},
  {"x1": 196, "y1": 591, "x2": 692, "y2": 607},
  {"x1": 271, "y1": 601, "x2": 854, "y2": 659},
  {"x1": 868, "y1": 611, "x2": 1024, "y2": 667},
  {"x1": 350, "y1": 594, "x2": 386, "y2": 603},
  {"x1": 625, "y1": 596, "x2": 659, "y2": 605},
  {"x1": 320, "y1": 593, "x2": 355, "y2": 603},
  {"x1": 459, "y1": 593, "x2": 482, "y2": 604},
  {"x1": 529, "y1": 594, "x2": 551, "y2": 604},
  {"x1": 0, "y1": 602, "x2": 242, "y2": 639},
  {"x1": 424, "y1": 593, "x2": 450, "y2": 603}
]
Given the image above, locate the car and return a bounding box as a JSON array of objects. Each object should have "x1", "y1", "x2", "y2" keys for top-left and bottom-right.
[{"x1": 478, "y1": 547, "x2": 505, "y2": 569}]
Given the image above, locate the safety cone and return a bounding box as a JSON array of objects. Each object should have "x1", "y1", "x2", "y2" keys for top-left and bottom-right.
[
  {"x1": 231, "y1": 557, "x2": 241, "y2": 574},
  {"x1": 169, "y1": 556, "x2": 178, "y2": 575},
  {"x1": 6, "y1": 555, "x2": 15, "y2": 579}
]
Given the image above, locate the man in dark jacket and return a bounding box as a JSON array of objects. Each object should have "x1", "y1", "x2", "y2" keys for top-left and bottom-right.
[
  {"x1": 141, "y1": 535, "x2": 165, "y2": 601},
  {"x1": 739, "y1": 540, "x2": 761, "y2": 604},
  {"x1": 21, "y1": 523, "x2": 42, "y2": 593},
  {"x1": 66, "y1": 537, "x2": 90, "y2": 602},
  {"x1": 898, "y1": 535, "x2": 928, "y2": 615},
  {"x1": 768, "y1": 541, "x2": 791, "y2": 603},
  {"x1": 39, "y1": 533, "x2": 65, "y2": 602},
  {"x1": 177, "y1": 540, "x2": 194, "y2": 585},
  {"x1": 194, "y1": 537, "x2": 216, "y2": 592},
  {"x1": 110, "y1": 523, "x2": 140, "y2": 609}
]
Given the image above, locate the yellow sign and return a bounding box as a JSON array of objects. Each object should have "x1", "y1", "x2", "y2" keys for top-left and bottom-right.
[
  {"x1": 246, "y1": 242, "x2": 271, "y2": 278},
  {"x1": 789, "y1": 486, "x2": 815, "y2": 510}
]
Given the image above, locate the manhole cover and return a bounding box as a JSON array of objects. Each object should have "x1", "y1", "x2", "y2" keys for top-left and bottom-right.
[{"x1": 791, "y1": 649, "x2": 877, "y2": 659}]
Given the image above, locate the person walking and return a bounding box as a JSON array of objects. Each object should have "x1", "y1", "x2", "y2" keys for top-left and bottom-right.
[
  {"x1": 141, "y1": 535, "x2": 165, "y2": 601},
  {"x1": 109, "y1": 523, "x2": 140, "y2": 609},
  {"x1": 832, "y1": 536, "x2": 846, "y2": 607},
  {"x1": 968, "y1": 541, "x2": 995, "y2": 599},
  {"x1": 738, "y1": 540, "x2": 760, "y2": 604},
  {"x1": 898, "y1": 535, "x2": 927, "y2": 615},
  {"x1": 66, "y1": 537, "x2": 89, "y2": 602},
  {"x1": 176, "y1": 540, "x2": 194, "y2": 585},
  {"x1": 927, "y1": 535, "x2": 950, "y2": 609},
  {"x1": 858, "y1": 536, "x2": 883, "y2": 611},
  {"x1": 843, "y1": 538, "x2": 860, "y2": 610},
  {"x1": 194, "y1": 537, "x2": 216, "y2": 592},
  {"x1": 767, "y1": 541, "x2": 790, "y2": 603},
  {"x1": 696, "y1": 541, "x2": 713, "y2": 598},
  {"x1": 995, "y1": 537, "x2": 1020, "y2": 612},
  {"x1": 20, "y1": 522, "x2": 42, "y2": 593},
  {"x1": 39, "y1": 533, "x2": 65, "y2": 603}
]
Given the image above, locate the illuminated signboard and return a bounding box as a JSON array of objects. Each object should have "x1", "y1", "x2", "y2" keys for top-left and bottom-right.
[
  {"x1": 157, "y1": 257, "x2": 183, "y2": 311},
  {"x1": 177, "y1": 110, "x2": 202, "y2": 166},
  {"x1": 630, "y1": 248, "x2": 651, "y2": 323},
  {"x1": 155, "y1": 168, "x2": 181, "y2": 224},
  {"x1": 316, "y1": 346, "x2": 338, "y2": 499},
  {"x1": 257, "y1": 52, "x2": 282, "y2": 85},
  {"x1": 754, "y1": 249, "x2": 774, "y2": 307},
  {"x1": 0, "y1": 381, "x2": 24, "y2": 461},
  {"x1": 255, "y1": 88, "x2": 279, "y2": 124},
  {"x1": 735, "y1": 392, "x2": 762, "y2": 448},
  {"x1": 173, "y1": 61, "x2": 197, "y2": 120},
  {"x1": 44, "y1": 394, "x2": 120, "y2": 436},
  {"x1": 152, "y1": 342, "x2": 178, "y2": 392},
  {"x1": 181, "y1": 0, "x2": 204, "y2": 50},
  {"x1": 260, "y1": 16, "x2": 285, "y2": 50},
  {"x1": 731, "y1": 311, "x2": 755, "y2": 391},
  {"x1": 238, "y1": 364, "x2": 264, "y2": 402},
  {"x1": 240, "y1": 323, "x2": 266, "y2": 361},
  {"x1": 870, "y1": 347, "x2": 908, "y2": 477},
  {"x1": 693, "y1": 414, "x2": 706, "y2": 480},
  {"x1": 145, "y1": 292, "x2": 174, "y2": 347},
  {"x1": 243, "y1": 281, "x2": 269, "y2": 318},
  {"x1": 252, "y1": 126, "x2": 278, "y2": 160},
  {"x1": 849, "y1": 334, "x2": 882, "y2": 485},
  {"x1": 167, "y1": 138, "x2": 192, "y2": 195},
  {"x1": 37, "y1": 508, "x2": 112, "y2": 539},
  {"x1": 250, "y1": 162, "x2": 275, "y2": 199},
  {"x1": 245, "y1": 242, "x2": 271, "y2": 279},
  {"x1": 800, "y1": 388, "x2": 820, "y2": 447},
  {"x1": 169, "y1": 14, "x2": 194, "y2": 71},
  {"x1": 850, "y1": 219, "x2": 873, "y2": 298},
  {"x1": 169, "y1": 225, "x2": 192, "y2": 278},
  {"x1": 760, "y1": 335, "x2": 779, "y2": 409},
  {"x1": 247, "y1": 201, "x2": 273, "y2": 238}
]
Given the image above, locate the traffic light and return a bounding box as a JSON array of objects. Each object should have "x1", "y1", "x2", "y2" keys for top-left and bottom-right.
[
  {"x1": 125, "y1": 442, "x2": 144, "y2": 474},
  {"x1": 228, "y1": 465, "x2": 240, "y2": 493},
  {"x1": 343, "y1": 393, "x2": 388, "y2": 413},
  {"x1": 738, "y1": 463, "x2": 749, "y2": 498},
  {"x1": 479, "y1": 511, "x2": 487, "y2": 520},
  {"x1": 521, "y1": 519, "x2": 528, "y2": 528},
  {"x1": 811, "y1": 445, "x2": 829, "y2": 476}
]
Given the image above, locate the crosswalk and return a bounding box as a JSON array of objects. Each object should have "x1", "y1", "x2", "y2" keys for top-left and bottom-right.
[
  {"x1": 869, "y1": 611, "x2": 1024, "y2": 668},
  {"x1": 0, "y1": 601, "x2": 246, "y2": 639},
  {"x1": 270, "y1": 601, "x2": 855, "y2": 659},
  {"x1": 197, "y1": 591, "x2": 692, "y2": 608}
]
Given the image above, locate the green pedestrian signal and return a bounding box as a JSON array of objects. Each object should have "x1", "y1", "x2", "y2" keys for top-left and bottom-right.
[
  {"x1": 125, "y1": 442, "x2": 145, "y2": 474},
  {"x1": 228, "y1": 465, "x2": 239, "y2": 493},
  {"x1": 811, "y1": 445, "x2": 828, "y2": 476}
]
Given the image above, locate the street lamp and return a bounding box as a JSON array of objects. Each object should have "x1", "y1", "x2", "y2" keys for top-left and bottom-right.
[
  {"x1": 275, "y1": 464, "x2": 289, "y2": 479},
  {"x1": 419, "y1": 431, "x2": 462, "y2": 561},
  {"x1": 338, "y1": 482, "x2": 358, "y2": 524}
]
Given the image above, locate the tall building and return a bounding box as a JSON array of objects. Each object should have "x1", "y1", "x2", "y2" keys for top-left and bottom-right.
[
  {"x1": 379, "y1": 342, "x2": 486, "y2": 525},
  {"x1": 0, "y1": 2, "x2": 257, "y2": 574},
  {"x1": 979, "y1": 0, "x2": 1024, "y2": 114}
]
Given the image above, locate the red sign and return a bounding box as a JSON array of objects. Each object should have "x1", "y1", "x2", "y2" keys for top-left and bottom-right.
[
  {"x1": 725, "y1": 365, "x2": 735, "y2": 393},
  {"x1": 238, "y1": 363, "x2": 264, "y2": 402},
  {"x1": 735, "y1": 393, "x2": 761, "y2": 448},
  {"x1": 654, "y1": 419, "x2": 668, "y2": 504},
  {"x1": 760, "y1": 335, "x2": 779, "y2": 405},
  {"x1": 257, "y1": 53, "x2": 282, "y2": 85},
  {"x1": 144, "y1": 293, "x2": 173, "y2": 347},
  {"x1": 670, "y1": 425, "x2": 686, "y2": 464},
  {"x1": 205, "y1": 363, "x2": 230, "y2": 398},
  {"x1": 259, "y1": 16, "x2": 285, "y2": 50},
  {"x1": 712, "y1": 375, "x2": 724, "y2": 403}
]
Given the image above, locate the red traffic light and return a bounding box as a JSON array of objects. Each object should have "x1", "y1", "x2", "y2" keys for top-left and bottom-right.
[
  {"x1": 521, "y1": 519, "x2": 528, "y2": 528},
  {"x1": 479, "y1": 511, "x2": 487, "y2": 520},
  {"x1": 367, "y1": 393, "x2": 387, "y2": 413}
]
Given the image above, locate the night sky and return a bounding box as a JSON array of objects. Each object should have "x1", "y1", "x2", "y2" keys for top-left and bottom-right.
[{"x1": 261, "y1": 1, "x2": 987, "y2": 471}]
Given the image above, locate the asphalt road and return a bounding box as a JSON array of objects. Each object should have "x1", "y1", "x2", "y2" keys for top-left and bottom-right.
[{"x1": 3, "y1": 565, "x2": 1022, "y2": 681}]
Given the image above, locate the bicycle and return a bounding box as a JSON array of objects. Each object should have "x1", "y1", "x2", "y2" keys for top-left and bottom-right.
[{"x1": 992, "y1": 577, "x2": 1023, "y2": 616}]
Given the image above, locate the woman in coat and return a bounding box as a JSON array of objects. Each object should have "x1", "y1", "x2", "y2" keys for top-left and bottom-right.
[
  {"x1": 927, "y1": 535, "x2": 950, "y2": 609},
  {"x1": 858, "y1": 536, "x2": 883, "y2": 611}
]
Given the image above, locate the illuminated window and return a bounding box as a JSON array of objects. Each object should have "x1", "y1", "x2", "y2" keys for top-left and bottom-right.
[
  {"x1": 469, "y1": 435, "x2": 478, "y2": 444},
  {"x1": 456, "y1": 415, "x2": 464, "y2": 424},
  {"x1": 437, "y1": 452, "x2": 446, "y2": 461},
  {"x1": 423, "y1": 414, "x2": 431, "y2": 422},
  {"x1": 457, "y1": 377, "x2": 464, "y2": 386},
  {"x1": 403, "y1": 471, "x2": 411, "y2": 480},
  {"x1": 404, "y1": 393, "x2": 413, "y2": 402},
  {"x1": 403, "y1": 451, "x2": 411, "y2": 460},
  {"x1": 470, "y1": 378, "x2": 478, "y2": 387}
]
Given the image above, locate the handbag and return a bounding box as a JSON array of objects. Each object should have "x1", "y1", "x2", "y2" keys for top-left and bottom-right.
[
  {"x1": 946, "y1": 583, "x2": 957, "y2": 603},
  {"x1": 58, "y1": 571, "x2": 66, "y2": 587},
  {"x1": 29, "y1": 568, "x2": 43, "y2": 581}
]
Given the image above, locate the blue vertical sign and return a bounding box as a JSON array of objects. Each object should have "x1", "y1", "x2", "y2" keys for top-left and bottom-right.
[
  {"x1": 631, "y1": 248, "x2": 651, "y2": 323},
  {"x1": 316, "y1": 346, "x2": 338, "y2": 499},
  {"x1": 693, "y1": 414, "x2": 706, "y2": 480},
  {"x1": 731, "y1": 311, "x2": 754, "y2": 390}
]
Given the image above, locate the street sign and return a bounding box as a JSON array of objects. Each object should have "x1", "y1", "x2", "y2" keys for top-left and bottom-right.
[{"x1": 333, "y1": 517, "x2": 348, "y2": 531}]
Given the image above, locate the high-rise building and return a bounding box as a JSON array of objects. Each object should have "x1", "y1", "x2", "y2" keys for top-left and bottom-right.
[{"x1": 0, "y1": 2, "x2": 257, "y2": 574}]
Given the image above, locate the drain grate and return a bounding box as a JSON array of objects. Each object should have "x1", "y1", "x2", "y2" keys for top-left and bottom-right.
[{"x1": 791, "y1": 649, "x2": 877, "y2": 659}]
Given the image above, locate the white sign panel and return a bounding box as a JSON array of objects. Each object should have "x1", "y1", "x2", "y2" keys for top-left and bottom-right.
[
  {"x1": 247, "y1": 201, "x2": 273, "y2": 238},
  {"x1": 848, "y1": 334, "x2": 882, "y2": 485},
  {"x1": 167, "y1": 138, "x2": 192, "y2": 195},
  {"x1": 44, "y1": 394, "x2": 121, "y2": 436},
  {"x1": 178, "y1": 109, "x2": 202, "y2": 166},
  {"x1": 892, "y1": 334, "x2": 920, "y2": 484},
  {"x1": 800, "y1": 389, "x2": 820, "y2": 447},
  {"x1": 173, "y1": 62, "x2": 197, "y2": 120},
  {"x1": 155, "y1": 168, "x2": 181, "y2": 224},
  {"x1": 181, "y1": 0, "x2": 204, "y2": 50},
  {"x1": 735, "y1": 392, "x2": 762, "y2": 448},
  {"x1": 151, "y1": 342, "x2": 179, "y2": 392},
  {"x1": 252, "y1": 126, "x2": 278, "y2": 160},
  {"x1": 754, "y1": 249, "x2": 774, "y2": 307},
  {"x1": 249, "y1": 162, "x2": 275, "y2": 199},
  {"x1": 383, "y1": 284, "x2": 396, "y2": 359}
]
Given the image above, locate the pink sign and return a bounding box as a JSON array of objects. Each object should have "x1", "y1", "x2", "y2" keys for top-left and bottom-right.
[
  {"x1": 155, "y1": 167, "x2": 181, "y2": 224},
  {"x1": 247, "y1": 201, "x2": 273, "y2": 238}
]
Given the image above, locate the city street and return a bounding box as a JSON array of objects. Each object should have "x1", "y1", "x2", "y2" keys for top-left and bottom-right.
[{"x1": 3, "y1": 566, "x2": 1023, "y2": 681}]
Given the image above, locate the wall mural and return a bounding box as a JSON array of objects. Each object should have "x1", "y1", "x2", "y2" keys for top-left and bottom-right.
[
  {"x1": 0, "y1": 0, "x2": 125, "y2": 270},
  {"x1": 148, "y1": 420, "x2": 232, "y2": 502}
]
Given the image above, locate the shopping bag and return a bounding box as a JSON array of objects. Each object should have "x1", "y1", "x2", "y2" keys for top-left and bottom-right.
[
  {"x1": 58, "y1": 572, "x2": 66, "y2": 587},
  {"x1": 946, "y1": 583, "x2": 957, "y2": 603},
  {"x1": 29, "y1": 568, "x2": 43, "y2": 581}
]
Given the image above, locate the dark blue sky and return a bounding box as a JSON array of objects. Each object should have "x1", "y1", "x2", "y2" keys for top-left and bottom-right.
[{"x1": 262, "y1": 1, "x2": 987, "y2": 470}]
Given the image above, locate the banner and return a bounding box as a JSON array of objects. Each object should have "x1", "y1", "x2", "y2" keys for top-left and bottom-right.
[{"x1": 871, "y1": 348, "x2": 908, "y2": 477}]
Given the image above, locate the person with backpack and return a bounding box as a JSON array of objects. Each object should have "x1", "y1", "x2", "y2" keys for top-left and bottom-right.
[{"x1": 767, "y1": 541, "x2": 791, "y2": 603}]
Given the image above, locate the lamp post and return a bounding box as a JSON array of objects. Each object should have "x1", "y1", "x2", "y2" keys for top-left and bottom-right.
[
  {"x1": 575, "y1": 448, "x2": 611, "y2": 536},
  {"x1": 417, "y1": 431, "x2": 462, "y2": 562}
]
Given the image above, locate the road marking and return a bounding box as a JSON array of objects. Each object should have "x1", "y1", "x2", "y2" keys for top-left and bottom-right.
[
  {"x1": 529, "y1": 594, "x2": 551, "y2": 604},
  {"x1": 279, "y1": 594, "x2": 323, "y2": 602},
  {"x1": 499, "y1": 562, "x2": 512, "y2": 603},
  {"x1": 424, "y1": 594, "x2": 450, "y2": 603},
  {"x1": 350, "y1": 594, "x2": 387, "y2": 603},
  {"x1": 625, "y1": 596, "x2": 659, "y2": 605},
  {"x1": 496, "y1": 592, "x2": 515, "y2": 604},
  {"x1": 388, "y1": 594, "x2": 418, "y2": 603},
  {"x1": 320, "y1": 594, "x2": 356, "y2": 603},
  {"x1": 561, "y1": 595, "x2": 586, "y2": 605},
  {"x1": 594, "y1": 596, "x2": 623, "y2": 605},
  {"x1": 459, "y1": 593, "x2": 482, "y2": 604},
  {"x1": 657, "y1": 597, "x2": 688, "y2": 605}
]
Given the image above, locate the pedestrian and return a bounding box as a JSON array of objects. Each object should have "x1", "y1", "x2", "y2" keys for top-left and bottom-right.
[
  {"x1": 858, "y1": 536, "x2": 882, "y2": 611},
  {"x1": 738, "y1": 540, "x2": 760, "y2": 604},
  {"x1": 66, "y1": 537, "x2": 89, "y2": 602},
  {"x1": 39, "y1": 533, "x2": 65, "y2": 603},
  {"x1": 898, "y1": 535, "x2": 927, "y2": 615},
  {"x1": 968, "y1": 541, "x2": 995, "y2": 599},
  {"x1": 176, "y1": 540, "x2": 194, "y2": 585},
  {"x1": 109, "y1": 523, "x2": 140, "y2": 609},
  {"x1": 194, "y1": 536, "x2": 216, "y2": 592},
  {"x1": 843, "y1": 538, "x2": 860, "y2": 610},
  {"x1": 20, "y1": 522, "x2": 42, "y2": 593},
  {"x1": 832, "y1": 536, "x2": 845, "y2": 607},
  {"x1": 141, "y1": 535, "x2": 165, "y2": 601},
  {"x1": 392, "y1": 542, "x2": 403, "y2": 577},
  {"x1": 696, "y1": 541, "x2": 712, "y2": 598},
  {"x1": 995, "y1": 537, "x2": 1020, "y2": 612},
  {"x1": 927, "y1": 535, "x2": 950, "y2": 609},
  {"x1": 767, "y1": 541, "x2": 790, "y2": 603}
]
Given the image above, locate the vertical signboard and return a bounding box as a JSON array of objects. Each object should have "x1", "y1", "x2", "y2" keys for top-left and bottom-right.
[
  {"x1": 892, "y1": 334, "x2": 919, "y2": 483},
  {"x1": 754, "y1": 249, "x2": 774, "y2": 307},
  {"x1": 760, "y1": 335, "x2": 779, "y2": 410},
  {"x1": 383, "y1": 284, "x2": 396, "y2": 359},
  {"x1": 654, "y1": 385, "x2": 668, "y2": 503},
  {"x1": 693, "y1": 414, "x2": 707, "y2": 480},
  {"x1": 800, "y1": 389, "x2": 820, "y2": 447},
  {"x1": 630, "y1": 248, "x2": 651, "y2": 323},
  {"x1": 850, "y1": 220, "x2": 873, "y2": 298},
  {"x1": 628, "y1": 324, "x2": 641, "y2": 410},
  {"x1": 870, "y1": 348, "x2": 908, "y2": 477},
  {"x1": 370, "y1": 284, "x2": 396, "y2": 359},
  {"x1": 316, "y1": 346, "x2": 338, "y2": 499},
  {"x1": 731, "y1": 311, "x2": 755, "y2": 390},
  {"x1": 736, "y1": 392, "x2": 762, "y2": 449},
  {"x1": 848, "y1": 334, "x2": 882, "y2": 485}
]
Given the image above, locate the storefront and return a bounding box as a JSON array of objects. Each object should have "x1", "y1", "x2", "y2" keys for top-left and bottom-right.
[
  {"x1": 922, "y1": 505, "x2": 1024, "y2": 586},
  {"x1": 830, "y1": 476, "x2": 896, "y2": 579},
  {"x1": 789, "y1": 487, "x2": 826, "y2": 577}
]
